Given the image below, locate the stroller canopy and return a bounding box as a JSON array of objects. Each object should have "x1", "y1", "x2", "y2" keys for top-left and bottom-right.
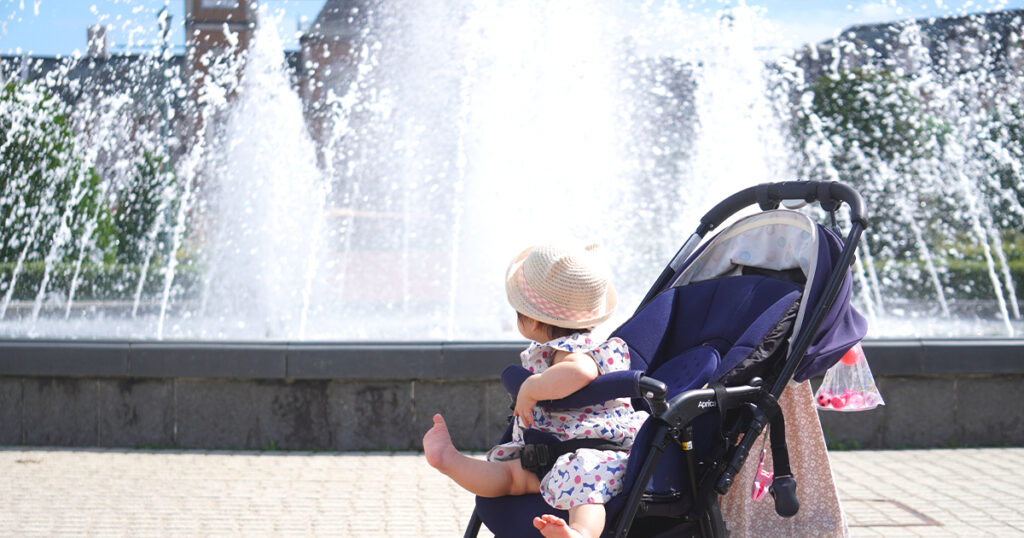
[{"x1": 670, "y1": 210, "x2": 867, "y2": 382}]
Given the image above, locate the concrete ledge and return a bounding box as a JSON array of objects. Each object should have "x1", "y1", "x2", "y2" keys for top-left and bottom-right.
[
  {"x1": 1, "y1": 339, "x2": 1021, "y2": 380},
  {"x1": 1, "y1": 339, "x2": 1021, "y2": 450},
  {"x1": 131, "y1": 343, "x2": 287, "y2": 379},
  {"x1": 862, "y1": 339, "x2": 1024, "y2": 375},
  {"x1": 0, "y1": 341, "x2": 129, "y2": 377},
  {"x1": 286, "y1": 344, "x2": 443, "y2": 379},
  {"x1": 0, "y1": 340, "x2": 526, "y2": 380}
]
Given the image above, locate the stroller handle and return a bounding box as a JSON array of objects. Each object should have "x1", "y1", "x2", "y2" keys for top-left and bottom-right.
[
  {"x1": 635, "y1": 180, "x2": 866, "y2": 314},
  {"x1": 699, "y1": 181, "x2": 867, "y2": 235}
]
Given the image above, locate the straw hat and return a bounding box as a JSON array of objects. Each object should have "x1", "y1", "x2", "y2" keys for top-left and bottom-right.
[{"x1": 505, "y1": 243, "x2": 617, "y2": 330}]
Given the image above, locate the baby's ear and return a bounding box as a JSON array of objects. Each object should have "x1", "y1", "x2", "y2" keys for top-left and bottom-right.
[{"x1": 522, "y1": 315, "x2": 542, "y2": 332}]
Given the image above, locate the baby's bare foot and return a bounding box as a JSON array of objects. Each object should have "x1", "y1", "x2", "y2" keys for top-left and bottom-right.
[
  {"x1": 423, "y1": 414, "x2": 458, "y2": 471},
  {"x1": 533, "y1": 514, "x2": 586, "y2": 538}
]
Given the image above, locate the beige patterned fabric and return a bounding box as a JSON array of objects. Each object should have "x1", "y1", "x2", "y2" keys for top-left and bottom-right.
[{"x1": 719, "y1": 381, "x2": 848, "y2": 537}]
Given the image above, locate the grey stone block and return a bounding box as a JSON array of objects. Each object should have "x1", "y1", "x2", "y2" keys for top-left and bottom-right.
[
  {"x1": 3, "y1": 340, "x2": 1022, "y2": 451},
  {"x1": 486, "y1": 381, "x2": 515, "y2": 440},
  {"x1": 287, "y1": 344, "x2": 443, "y2": 380},
  {"x1": 327, "y1": 381, "x2": 414, "y2": 450},
  {"x1": 818, "y1": 404, "x2": 885, "y2": 449},
  {"x1": 254, "y1": 380, "x2": 331, "y2": 450},
  {"x1": 860, "y1": 340, "x2": 1024, "y2": 376},
  {"x1": 98, "y1": 379, "x2": 175, "y2": 448},
  {"x1": 440, "y1": 343, "x2": 522, "y2": 379},
  {"x1": 862, "y1": 341, "x2": 924, "y2": 375},
  {"x1": 176, "y1": 379, "x2": 260, "y2": 449},
  {"x1": 130, "y1": 343, "x2": 286, "y2": 379},
  {"x1": 880, "y1": 376, "x2": 958, "y2": 448},
  {"x1": 956, "y1": 375, "x2": 1024, "y2": 446},
  {"x1": 414, "y1": 381, "x2": 493, "y2": 450},
  {"x1": 22, "y1": 378, "x2": 98, "y2": 446},
  {"x1": 0, "y1": 377, "x2": 23, "y2": 444},
  {"x1": 0, "y1": 341, "x2": 128, "y2": 377},
  {"x1": 924, "y1": 341, "x2": 1024, "y2": 374}
]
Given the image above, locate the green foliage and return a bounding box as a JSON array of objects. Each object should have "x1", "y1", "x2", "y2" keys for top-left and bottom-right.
[
  {"x1": 0, "y1": 259, "x2": 201, "y2": 302},
  {"x1": 0, "y1": 82, "x2": 128, "y2": 270},
  {"x1": 792, "y1": 65, "x2": 1024, "y2": 298},
  {"x1": 793, "y1": 69, "x2": 947, "y2": 246},
  {"x1": 982, "y1": 102, "x2": 1024, "y2": 229},
  {"x1": 806, "y1": 68, "x2": 947, "y2": 162},
  {"x1": 0, "y1": 81, "x2": 82, "y2": 261},
  {"x1": 877, "y1": 257, "x2": 1024, "y2": 300},
  {"x1": 0, "y1": 81, "x2": 185, "y2": 305},
  {"x1": 113, "y1": 151, "x2": 175, "y2": 265}
]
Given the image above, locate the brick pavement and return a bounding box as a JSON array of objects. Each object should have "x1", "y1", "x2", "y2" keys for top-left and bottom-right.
[
  {"x1": 829, "y1": 448, "x2": 1024, "y2": 537},
  {"x1": 1, "y1": 447, "x2": 1022, "y2": 537}
]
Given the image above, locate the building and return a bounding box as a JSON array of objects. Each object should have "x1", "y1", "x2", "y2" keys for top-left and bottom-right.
[
  {"x1": 184, "y1": 0, "x2": 258, "y2": 101},
  {"x1": 296, "y1": 0, "x2": 366, "y2": 152},
  {"x1": 4, "y1": 2, "x2": 1023, "y2": 164}
]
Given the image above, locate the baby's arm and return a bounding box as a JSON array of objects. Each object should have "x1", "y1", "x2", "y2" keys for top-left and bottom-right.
[{"x1": 515, "y1": 351, "x2": 600, "y2": 428}]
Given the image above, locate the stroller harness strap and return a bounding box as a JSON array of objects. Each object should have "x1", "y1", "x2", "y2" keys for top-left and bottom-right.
[{"x1": 520, "y1": 438, "x2": 629, "y2": 479}]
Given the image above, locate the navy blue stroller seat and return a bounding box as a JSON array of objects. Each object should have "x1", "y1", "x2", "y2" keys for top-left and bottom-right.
[
  {"x1": 466, "y1": 181, "x2": 869, "y2": 538},
  {"x1": 475, "y1": 276, "x2": 802, "y2": 537},
  {"x1": 615, "y1": 275, "x2": 803, "y2": 397}
]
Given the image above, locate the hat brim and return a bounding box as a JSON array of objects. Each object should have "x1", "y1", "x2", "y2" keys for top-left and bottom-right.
[{"x1": 505, "y1": 246, "x2": 617, "y2": 330}]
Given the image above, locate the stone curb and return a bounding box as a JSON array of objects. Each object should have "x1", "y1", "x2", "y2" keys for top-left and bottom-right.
[
  {"x1": 0, "y1": 339, "x2": 1021, "y2": 380},
  {"x1": 0, "y1": 341, "x2": 524, "y2": 380}
]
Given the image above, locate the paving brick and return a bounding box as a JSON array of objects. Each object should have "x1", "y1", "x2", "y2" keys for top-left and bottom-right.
[{"x1": 0, "y1": 447, "x2": 1021, "y2": 537}]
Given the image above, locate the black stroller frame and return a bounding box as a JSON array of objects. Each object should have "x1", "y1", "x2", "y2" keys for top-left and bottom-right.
[{"x1": 465, "y1": 181, "x2": 867, "y2": 538}]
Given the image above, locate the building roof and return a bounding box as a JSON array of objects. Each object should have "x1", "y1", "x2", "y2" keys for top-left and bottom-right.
[
  {"x1": 1, "y1": 50, "x2": 302, "y2": 101},
  {"x1": 1, "y1": 54, "x2": 185, "y2": 106}
]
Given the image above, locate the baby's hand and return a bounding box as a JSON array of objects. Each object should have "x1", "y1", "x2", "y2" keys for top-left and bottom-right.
[{"x1": 514, "y1": 383, "x2": 539, "y2": 429}]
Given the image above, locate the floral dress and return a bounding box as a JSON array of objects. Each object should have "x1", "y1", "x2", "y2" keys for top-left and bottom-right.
[{"x1": 486, "y1": 333, "x2": 649, "y2": 510}]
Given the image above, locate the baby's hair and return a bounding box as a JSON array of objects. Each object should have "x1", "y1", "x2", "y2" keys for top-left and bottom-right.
[{"x1": 517, "y1": 312, "x2": 593, "y2": 341}]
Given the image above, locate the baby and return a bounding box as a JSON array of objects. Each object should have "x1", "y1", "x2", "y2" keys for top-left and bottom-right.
[{"x1": 424, "y1": 243, "x2": 648, "y2": 538}]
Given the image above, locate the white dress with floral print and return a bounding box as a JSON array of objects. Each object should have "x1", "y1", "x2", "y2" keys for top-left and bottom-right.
[{"x1": 486, "y1": 333, "x2": 649, "y2": 510}]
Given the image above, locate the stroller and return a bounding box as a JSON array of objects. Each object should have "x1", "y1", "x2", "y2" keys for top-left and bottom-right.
[{"x1": 464, "y1": 181, "x2": 868, "y2": 537}]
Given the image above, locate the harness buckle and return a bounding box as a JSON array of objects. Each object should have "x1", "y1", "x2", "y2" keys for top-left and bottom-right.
[{"x1": 520, "y1": 444, "x2": 551, "y2": 474}]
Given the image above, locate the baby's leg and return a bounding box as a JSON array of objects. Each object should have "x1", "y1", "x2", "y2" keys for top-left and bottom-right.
[
  {"x1": 533, "y1": 504, "x2": 605, "y2": 538},
  {"x1": 423, "y1": 414, "x2": 540, "y2": 497}
]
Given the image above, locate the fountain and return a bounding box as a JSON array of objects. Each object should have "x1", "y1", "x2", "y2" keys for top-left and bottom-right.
[
  {"x1": 202, "y1": 17, "x2": 329, "y2": 340},
  {"x1": 0, "y1": 0, "x2": 1022, "y2": 341}
]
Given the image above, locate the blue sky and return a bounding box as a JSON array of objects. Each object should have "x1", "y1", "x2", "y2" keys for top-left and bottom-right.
[
  {"x1": 2, "y1": 0, "x2": 1023, "y2": 57},
  {"x1": 1, "y1": 0, "x2": 324, "y2": 56}
]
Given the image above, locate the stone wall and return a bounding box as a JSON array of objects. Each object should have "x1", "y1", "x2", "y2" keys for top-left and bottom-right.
[{"x1": 1, "y1": 340, "x2": 1021, "y2": 450}]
